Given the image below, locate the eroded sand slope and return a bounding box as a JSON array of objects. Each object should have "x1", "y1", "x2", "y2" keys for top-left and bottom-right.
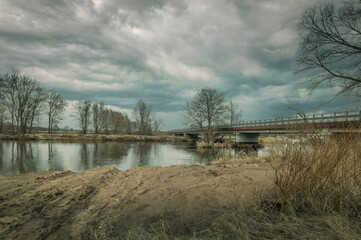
[{"x1": 0, "y1": 163, "x2": 273, "y2": 239}]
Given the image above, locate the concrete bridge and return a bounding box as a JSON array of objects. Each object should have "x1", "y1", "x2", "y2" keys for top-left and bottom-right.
[{"x1": 170, "y1": 110, "x2": 361, "y2": 144}]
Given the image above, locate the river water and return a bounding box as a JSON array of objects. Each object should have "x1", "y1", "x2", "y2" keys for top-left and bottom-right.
[{"x1": 0, "y1": 141, "x2": 271, "y2": 176}]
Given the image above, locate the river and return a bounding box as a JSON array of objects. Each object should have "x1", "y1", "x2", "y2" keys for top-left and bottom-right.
[{"x1": 0, "y1": 141, "x2": 271, "y2": 175}]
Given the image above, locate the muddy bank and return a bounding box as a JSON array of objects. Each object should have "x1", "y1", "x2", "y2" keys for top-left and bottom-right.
[
  {"x1": 0, "y1": 133, "x2": 190, "y2": 142},
  {"x1": 0, "y1": 163, "x2": 273, "y2": 239}
]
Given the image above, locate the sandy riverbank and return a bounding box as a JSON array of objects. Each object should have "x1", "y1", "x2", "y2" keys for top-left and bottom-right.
[{"x1": 0, "y1": 163, "x2": 273, "y2": 239}]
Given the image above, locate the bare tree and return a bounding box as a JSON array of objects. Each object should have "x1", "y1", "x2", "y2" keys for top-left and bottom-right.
[
  {"x1": 153, "y1": 115, "x2": 164, "y2": 134},
  {"x1": 108, "y1": 110, "x2": 135, "y2": 134},
  {"x1": 183, "y1": 101, "x2": 204, "y2": 130},
  {"x1": 15, "y1": 75, "x2": 37, "y2": 134},
  {"x1": 228, "y1": 101, "x2": 242, "y2": 125},
  {"x1": 0, "y1": 106, "x2": 6, "y2": 133},
  {"x1": 100, "y1": 106, "x2": 111, "y2": 134},
  {"x1": 133, "y1": 99, "x2": 153, "y2": 135},
  {"x1": 183, "y1": 87, "x2": 227, "y2": 141},
  {"x1": 92, "y1": 102, "x2": 101, "y2": 134},
  {"x1": 109, "y1": 110, "x2": 124, "y2": 134},
  {"x1": 123, "y1": 114, "x2": 134, "y2": 134},
  {"x1": 47, "y1": 90, "x2": 67, "y2": 133},
  {"x1": 74, "y1": 100, "x2": 92, "y2": 134},
  {"x1": 92, "y1": 102, "x2": 111, "y2": 134},
  {"x1": 0, "y1": 69, "x2": 18, "y2": 133},
  {"x1": 296, "y1": 1, "x2": 361, "y2": 97},
  {"x1": 28, "y1": 86, "x2": 48, "y2": 133},
  {"x1": 0, "y1": 69, "x2": 47, "y2": 134},
  {"x1": 287, "y1": 99, "x2": 307, "y2": 122}
]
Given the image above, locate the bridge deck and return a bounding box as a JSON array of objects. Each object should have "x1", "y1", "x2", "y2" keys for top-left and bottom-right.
[{"x1": 171, "y1": 110, "x2": 361, "y2": 134}]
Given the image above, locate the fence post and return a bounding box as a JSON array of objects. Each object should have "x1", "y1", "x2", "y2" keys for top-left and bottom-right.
[{"x1": 346, "y1": 111, "x2": 348, "y2": 121}]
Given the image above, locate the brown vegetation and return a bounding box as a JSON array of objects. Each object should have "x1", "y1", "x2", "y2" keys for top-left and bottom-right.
[
  {"x1": 196, "y1": 140, "x2": 234, "y2": 148},
  {"x1": 272, "y1": 126, "x2": 361, "y2": 218}
]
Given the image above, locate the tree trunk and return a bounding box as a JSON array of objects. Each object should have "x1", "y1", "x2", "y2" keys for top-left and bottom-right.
[
  {"x1": 29, "y1": 117, "x2": 34, "y2": 134},
  {"x1": 48, "y1": 114, "x2": 51, "y2": 134}
]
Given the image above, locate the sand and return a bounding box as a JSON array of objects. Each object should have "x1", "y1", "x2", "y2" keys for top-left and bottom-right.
[{"x1": 0, "y1": 163, "x2": 273, "y2": 239}]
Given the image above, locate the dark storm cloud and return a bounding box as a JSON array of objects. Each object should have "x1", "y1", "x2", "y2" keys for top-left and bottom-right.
[{"x1": 0, "y1": 0, "x2": 354, "y2": 129}]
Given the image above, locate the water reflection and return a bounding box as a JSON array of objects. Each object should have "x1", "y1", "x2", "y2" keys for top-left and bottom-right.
[
  {"x1": 0, "y1": 141, "x2": 273, "y2": 176},
  {"x1": 0, "y1": 141, "x2": 211, "y2": 176}
]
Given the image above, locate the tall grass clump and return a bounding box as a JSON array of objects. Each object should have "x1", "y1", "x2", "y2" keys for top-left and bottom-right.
[{"x1": 272, "y1": 122, "x2": 361, "y2": 219}]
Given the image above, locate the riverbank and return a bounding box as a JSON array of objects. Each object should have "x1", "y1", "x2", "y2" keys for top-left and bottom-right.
[
  {"x1": 0, "y1": 133, "x2": 190, "y2": 142},
  {"x1": 195, "y1": 136, "x2": 279, "y2": 148},
  {"x1": 0, "y1": 163, "x2": 273, "y2": 239},
  {"x1": 1, "y1": 157, "x2": 360, "y2": 239},
  {"x1": 2, "y1": 129, "x2": 361, "y2": 239}
]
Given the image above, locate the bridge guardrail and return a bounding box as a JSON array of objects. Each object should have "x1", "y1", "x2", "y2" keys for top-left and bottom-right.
[{"x1": 170, "y1": 110, "x2": 361, "y2": 132}]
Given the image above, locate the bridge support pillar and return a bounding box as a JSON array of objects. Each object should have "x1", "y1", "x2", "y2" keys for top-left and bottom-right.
[{"x1": 235, "y1": 133, "x2": 260, "y2": 144}]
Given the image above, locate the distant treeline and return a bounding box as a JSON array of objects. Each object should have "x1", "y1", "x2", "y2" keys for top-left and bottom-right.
[
  {"x1": 0, "y1": 68, "x2": 162, "y2": 135},
  {"x1": 73, "y1": 100, "x2": 137, "y2": 135}
]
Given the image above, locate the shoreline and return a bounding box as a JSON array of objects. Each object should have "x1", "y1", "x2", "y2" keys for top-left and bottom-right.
[
  {"x1": 0, "y1": 133, "x2": 191, "y2": 143},
  {"x1": 1, "y1": 152, "x2": 359, "y2": 239},
  {"x1": 0, "y1": 163, "x2": 273, "y2": 239}
]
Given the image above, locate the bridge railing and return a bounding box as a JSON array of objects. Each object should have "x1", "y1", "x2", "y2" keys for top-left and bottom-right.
[{"x1": 170, "y1": 110, "x2": 361, "y2": 132}]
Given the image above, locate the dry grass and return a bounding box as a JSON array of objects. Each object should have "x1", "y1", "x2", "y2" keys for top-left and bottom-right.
[
  {"x1": 258, "y1": 136, "x2": 278, "y2": 146},
  {"x1": 272, "y1": 123, "x2": 361, "y2": 218},
  {"x1": 95, "y1": 197, "x2": 361, "y2": 240},
  {"x1": 196, "y1": 141, "x2": 234, "y2": 148},
  {"x1": 211, "y1": 152, "x2": 270, "y2": 166},
  {"x1": 104, "y1": 123, "x2": 361, "y2": 239}
]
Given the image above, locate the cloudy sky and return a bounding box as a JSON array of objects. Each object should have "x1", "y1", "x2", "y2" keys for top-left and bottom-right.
[{"x1": 0, "y1": 0, "x2": 354, "y2": 130}]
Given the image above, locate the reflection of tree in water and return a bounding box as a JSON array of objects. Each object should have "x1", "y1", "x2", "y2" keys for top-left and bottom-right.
[
  {"x1": 48, "y1": 142, "x2": 53, "y2": 161},
  {"x1": 0, "y1": 141, "x2": 19, "y2": 175},
  {"x1": 132, "y1": 143, "x2": 152, "y2": 166},
  {"x1": 80, "y1": 143, "x2": 90, "y2": 170},
  {"x1": 91, "y1": 142, "x2": 133, "y2": 166},
  {"x1": 107, "y1": 143, "x2": 132, "y2": 160},
  {"x1": 15, "y1": 141, "x2": 36, "y2": 174},
  {"x1": 47, "y1": 141, "x2": 64, "y2": 171}
]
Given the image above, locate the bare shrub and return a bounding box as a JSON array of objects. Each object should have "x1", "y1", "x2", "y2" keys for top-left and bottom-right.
[{"x1": 272, "y1": 122, "x2": 361, "y2": 217}]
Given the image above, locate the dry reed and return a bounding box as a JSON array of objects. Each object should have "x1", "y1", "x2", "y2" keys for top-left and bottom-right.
[{"x1": 272, "y1": 122, "x2": 361, "y2": 218}]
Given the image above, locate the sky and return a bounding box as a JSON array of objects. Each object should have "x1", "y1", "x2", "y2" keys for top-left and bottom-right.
[{"x1": 0, "y1": 0, "x2": 355, "y2": 130}]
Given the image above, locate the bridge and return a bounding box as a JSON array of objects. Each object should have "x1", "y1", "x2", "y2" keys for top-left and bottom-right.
[{"x1": 170, "y1": 110, "x2": 361, "y2": 144}]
